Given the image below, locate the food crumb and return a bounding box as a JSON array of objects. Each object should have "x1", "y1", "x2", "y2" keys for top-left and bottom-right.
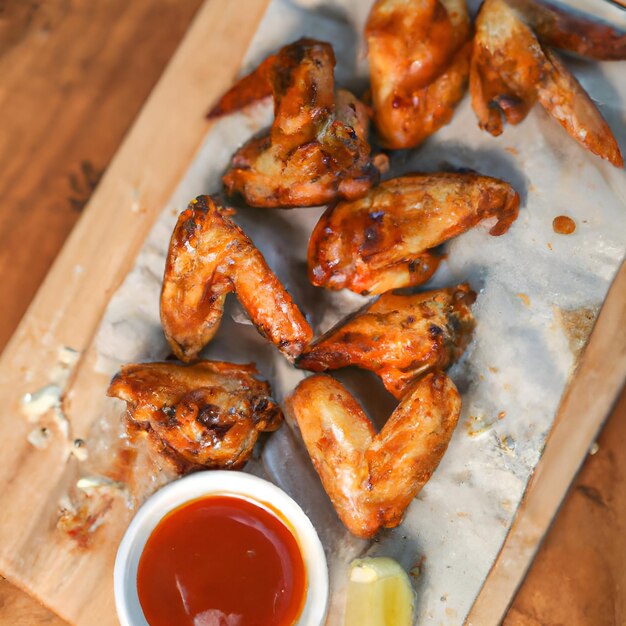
[
  {"x1": 589, "y1": 442, "x2": 600, "y2": 455},
  {"x1": 27, "y1": 427, "x2": 51, "y2": 449},
  {"x1": 21, "y1": 384, "x2": 61, "y2": 423},
  {"x1": 547, "y1": 242, "x2": 553, "y2": 250},
  {"x1": 71, "y1": 439, "x2": 89, "y2": 461},
  {"x1": 410, "y1": 555, "x2": 426, "y2": 579},
  {"x1": 498, "y1": 411, "x2": 506, "y2": 420},
  {"x1": 466, "y1": 415, "x2": 494, "y2": 437},
  {"x1": 516, "y1": 293, "x2": 531, "y2": 307},
  {"x1": 372, "y1": 153, "x2": 390, "y2": 172},
  {"x1": 505, "y1": 146, "x2": 518, "y2": 156},
  {"x1": 501, "y1": 499, "x2": 513, "y2": 512},
  {"x1": 499, "y1": 435, "x2": 516, "y2": 454}
]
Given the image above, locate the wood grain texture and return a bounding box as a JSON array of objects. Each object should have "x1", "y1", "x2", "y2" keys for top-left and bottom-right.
[
  {"x1": 0, "y1": 0, "x2": 205, "y2": 351},
  {"x1": 503, "y1": 386, "x2": 626, "y2": 626},
  {"x1": 0, "y1": 0, "x2": 269, "y2": 623},
  {"x1": 0, "y1": 0, "x2": 625, "y2": 625},
  {"x1": 0, "y1": 576, "x2": 65, "y2": 626}
]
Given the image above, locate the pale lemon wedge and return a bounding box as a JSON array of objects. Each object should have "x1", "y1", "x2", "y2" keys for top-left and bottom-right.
[{"x1": 344, "y1": 557, "x2": 415, "y2": 626}]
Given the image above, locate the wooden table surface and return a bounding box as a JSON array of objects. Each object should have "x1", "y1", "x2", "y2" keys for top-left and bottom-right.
[{"x1": 1, "y1": 0, "x2": 624, "y2": 624}]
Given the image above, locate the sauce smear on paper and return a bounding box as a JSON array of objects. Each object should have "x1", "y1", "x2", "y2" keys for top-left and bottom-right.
[
  {"x1": 137, "y1": 495, "x2": 306, "y2": 626},
  {"x1": 552, "y1": 215, "x2": 576, "y2": 234}
]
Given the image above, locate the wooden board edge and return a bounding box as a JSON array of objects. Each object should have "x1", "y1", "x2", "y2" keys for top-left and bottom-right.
[{"x1": 466, "y1": 259, "x2": 626, "y2": 625}]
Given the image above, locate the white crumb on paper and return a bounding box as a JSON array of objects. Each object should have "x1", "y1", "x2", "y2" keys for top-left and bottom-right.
[
  {"x1": 21, "y1": 384, "x2": 62, "y2": 423},
  {"x1": 27, "y1": 427, "x2": 51, "y2": 449},
  {"x1": 93, "y1": 1, "x2": 626, "y2": 624}
]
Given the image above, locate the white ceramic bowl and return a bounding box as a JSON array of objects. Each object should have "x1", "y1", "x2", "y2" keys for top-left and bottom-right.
[{"x1": 114, "y1": 471, "x2": 329, "y2": 626}]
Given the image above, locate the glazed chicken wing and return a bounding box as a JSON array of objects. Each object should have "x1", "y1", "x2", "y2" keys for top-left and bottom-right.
[
  {"x1": 536, "y1": 47, "x2": 624, "y2": 167},
  {"x1": 220, "y1": 38, "x2": 380, "y2": 207},
  {"x1": 161, "y1": 195, "x2": 312, "y2": 362},
  {"x1": 108, "y1": 361, "x2": 283, "y2": 471},
  {"x1": 505, "y1": 0, "x2": 626, "y2": 61},
  {"x1": 308, "y1": 173, "x2": 519, "y2": 295},
  {"x1": 298, "y1": 284, "x2": 475, "y2": 398},
  {"x1": 366, "y1": 0, "x2": 471, "y2": 149},
  {"x1": 207, "y1": 53, "x2": 276, "y2": 119},
  {"x1": 472, "y1": 0, "x2": 623, "y2": 167},
  {"x1": 287, "y1": 371, "x2": 461, "y2": 538}
]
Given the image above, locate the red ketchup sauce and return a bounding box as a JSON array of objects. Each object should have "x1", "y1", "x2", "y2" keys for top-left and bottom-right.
[{"x1": 137, "y1": 495, "x2": 307, "y2": 626}]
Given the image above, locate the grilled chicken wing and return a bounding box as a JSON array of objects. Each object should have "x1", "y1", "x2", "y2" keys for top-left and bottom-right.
[
  {"x1": 220, "y1": 38, "x2": 380, "y2": 207},
  {"x1": 366, "y1": 0, "x2": 471, "y2": 149},
  {"x1": 287, "y1": 371, "x2": 461, "y2": 538},
  {"x1": 108, "y1": 361, "x2": 283, "y2": 471},
  {"x1": 308, "y1": 173, "x2": 519, "y2": 294},
  {"x1": 161, "y1": 195, "x2": 312, "y2": 362},
  {"x1": 505, "y1": 0, "x2": 626, "y2": 60},
  {"x1": 472, "y1": 0, "x2": 623, "y2": 167},
  {"x1": 298, "y1": 284, "x2": 475, "y2": 398}
]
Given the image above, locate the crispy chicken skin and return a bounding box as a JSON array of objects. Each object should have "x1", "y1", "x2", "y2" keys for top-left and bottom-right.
[
  {"x1": 536, "y1": 47, "x2": 624, "y2": 168},
  {"x1": 308, "y1": 173, "x2": 519, "y2": 295},
  {"x1": 221, "y1": 38, "x2": 380, "y2": 207},
  {"x1": 108, "y1": 361, "x2": 283, "y2": 471},
  {"x1": 207, "y1": 53, "x2": 276, "y2": 119},
  {"x1": 287, "y1": 371, "x2": 461, "y2": 538},
  {"x1": 366, "y1": 0, "x2": 471, "y2": 149},
  {"x1": 161, "y1": 195, "x2": 312, "y2": 362},
  {"x1": 472, "y1": 0, "x2": 623, "y2": 167},
  {"x1": 505, "y1": 0, "x2": 626, "y2": 61},
  {"x1": 298, "y1": 284, "x2": 475, "y2": 399}
]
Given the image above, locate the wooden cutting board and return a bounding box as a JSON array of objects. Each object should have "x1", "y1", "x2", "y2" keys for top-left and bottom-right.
[{"x1": 0, "y1": 0, "x2": 624, "y2": 624}]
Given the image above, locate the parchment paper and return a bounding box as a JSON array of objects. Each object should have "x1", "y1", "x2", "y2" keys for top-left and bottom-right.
[{"x1": 92, "y1": 1, "x2": 626, "y2": 623}]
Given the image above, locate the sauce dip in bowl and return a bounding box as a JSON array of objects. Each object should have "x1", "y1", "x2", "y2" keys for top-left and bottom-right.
[{"x1": 115, "y1": 471, "x2": 328, "y2": 626}]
